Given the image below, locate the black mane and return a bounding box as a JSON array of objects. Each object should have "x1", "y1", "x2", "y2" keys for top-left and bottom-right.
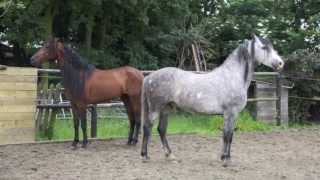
[
  {"x1": 61, "y1": 47, "x2": 95, "y2": 100},
  {"x1": 237, "y1": 40, "x2": 253, "y2": 82}
]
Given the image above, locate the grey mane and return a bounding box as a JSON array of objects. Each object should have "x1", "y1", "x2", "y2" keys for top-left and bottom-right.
[{"x1": 258, "y1": 37, "x2": 273, "y2": 49}]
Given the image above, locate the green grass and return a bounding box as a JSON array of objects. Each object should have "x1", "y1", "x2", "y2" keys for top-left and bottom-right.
[{"x1": 36, "y1": 110, "x2": 272, "y2": 141}]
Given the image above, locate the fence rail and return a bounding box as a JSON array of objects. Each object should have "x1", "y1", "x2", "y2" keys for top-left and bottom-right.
[
  {"x1": 37, "y1": 68, "x2": 280, "y2": 76},
  {"x1": 36, "y1": 68, "x2": 283, "y2": 105},
  {"x1": 37, "y1": 102, "x2": 124, "y2": 108}
]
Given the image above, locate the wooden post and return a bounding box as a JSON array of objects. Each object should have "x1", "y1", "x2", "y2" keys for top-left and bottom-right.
[
  {"x1": 276, "y1": 73, "x2": 282, "y2": 126},
  {"x1": 47, "y1": 109, "x2": 57, "y2": 140},
  {"x1": 48, "y1": 84, "x2": 61, "y2": 140},
  {"x1": 45, "y1": 84, "x2": 55, "y2": 138},
  {"x1": 91, "y1": 104, "x2": 97, "y2": 138},
  {"x1": 56, "y1": 83, "x2": 66, "y2": 118},
  {"x1": 36, "y1": 90, "x2": 44, "y2": 131},
  {"x1": 42, "y1": 89, "x2": 50, "y2": 133}
]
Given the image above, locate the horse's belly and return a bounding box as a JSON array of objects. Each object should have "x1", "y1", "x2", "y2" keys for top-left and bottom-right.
[
  {"x1": 176, "y1": 100, "x2": 223, "y2": 115},
  {"x1": 86, "y1": 84, "x2": 122, "y2": 104}
]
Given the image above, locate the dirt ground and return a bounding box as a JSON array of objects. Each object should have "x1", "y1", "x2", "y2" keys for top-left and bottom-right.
[{"x1": 1, "y1": 128, "x2": 320, "y2": 180}]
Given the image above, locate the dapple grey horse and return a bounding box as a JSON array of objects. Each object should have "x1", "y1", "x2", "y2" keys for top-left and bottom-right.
[{"x1": 140, "y1": 34, "x2": 284, "y2": 166}]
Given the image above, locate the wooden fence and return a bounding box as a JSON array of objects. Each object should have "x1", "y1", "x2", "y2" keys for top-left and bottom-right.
[
  {"x1": 0, "y1": 66, "x2": 37, "y2": 144},
  {"x1": 0, "y1": 67, "x2": 289, "y2": 144},
  {"x1": 36, "y1": 69, "x2": 287, "y2": 138}
]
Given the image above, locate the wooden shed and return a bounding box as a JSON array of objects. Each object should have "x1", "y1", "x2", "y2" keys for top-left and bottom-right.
[{"x1": 0, "y1": 66, "x2": 37, "y2": 144}]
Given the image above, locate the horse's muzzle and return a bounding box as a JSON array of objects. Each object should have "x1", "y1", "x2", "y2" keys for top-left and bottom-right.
[
  {"x1": 272, "y1": 61, "x2": 284, "y2": 71},
  {"x1": 30, "y1": 58, "x2": 41, "y2": 68}
]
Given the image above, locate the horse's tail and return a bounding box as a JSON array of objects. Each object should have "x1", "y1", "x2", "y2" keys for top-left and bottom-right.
[{"x1": 141, "y1": 78, "x2": 148, "y2": 133}]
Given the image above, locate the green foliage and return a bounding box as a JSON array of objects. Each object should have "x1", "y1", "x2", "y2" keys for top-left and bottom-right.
[
  {"x1": 285, "y1": 48, "x2": 320, "y2": 123},
  {"x1": 1, "y1": 0, "x2": 320, "y2": 68}
]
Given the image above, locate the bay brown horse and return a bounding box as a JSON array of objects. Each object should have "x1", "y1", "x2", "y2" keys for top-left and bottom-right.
[{"x1": 30, "y1": 38, "x2": 143, "y2": 148}]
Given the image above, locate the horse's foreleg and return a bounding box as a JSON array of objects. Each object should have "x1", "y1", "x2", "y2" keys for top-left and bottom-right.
[
  {"x1": 79, "y1": 107, "x2": 88, "y2": 148},
  {"x1": 158, "y1": 112, "x2": 172, "y2": 159},
  {"x1": 71, "y1": 106, "x2": 79, "y2": 148},
  {"x1": 221, "y1": 111, "x2": 237, "y2": 167}
]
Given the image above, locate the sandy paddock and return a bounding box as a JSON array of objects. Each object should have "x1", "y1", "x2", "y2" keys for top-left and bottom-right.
[{"x1": 1, "y1": 128, "x2": 320, "y2": 180}]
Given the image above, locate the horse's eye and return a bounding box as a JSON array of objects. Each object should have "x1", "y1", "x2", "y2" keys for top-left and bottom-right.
[{"x1": 262, "y1": 46, "x2": 267, "y2": 50}]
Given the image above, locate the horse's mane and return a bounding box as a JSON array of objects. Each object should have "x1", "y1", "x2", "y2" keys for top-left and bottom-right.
[
  {"x1": 235, "y1": 40, "x2": 252, "y2": 82},
  {"x1": 236, "y1": 36, "x2": 271, "y2": 82},
  {"x1": 61, "y1": 46, "x2": 95, "y2": 100}
]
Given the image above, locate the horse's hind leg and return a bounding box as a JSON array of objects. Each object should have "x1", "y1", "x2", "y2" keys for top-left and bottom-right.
[
  {"x1": 141, "y1": 114, "x2": 155, "y2": 161},
  {"x1": 132, "y1": 113, "x2": 141, "y2": 145},
  {"x1": 221, "y1": 110, "x2": 237, "y2": 167},
  {"x1": 121, "y1": 95, "x2": 135, "y2": 145},
  {"x1": 158, "y1": 111, "x2": 174, "y2": 159},
  {"x1": 141, "y1": 108, "x2": 158, "y2": 161},
  {"x1": 130, "y1": 95, "x2": 141, "y2": 145}
]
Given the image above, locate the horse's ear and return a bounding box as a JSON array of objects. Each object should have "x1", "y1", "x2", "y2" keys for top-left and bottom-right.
[
  {"x1": 251, "y1": 33, "x2": 258, "y2": 39},
  {"x1": 56, "y1": 37, "x2": 64, "y2": 43},
  {"x1": 46, "y1": 35, "x2": 54, "y2": 42}
]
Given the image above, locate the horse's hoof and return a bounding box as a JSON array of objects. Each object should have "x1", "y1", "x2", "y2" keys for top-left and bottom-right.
[
  {"x1": 166, "y1": 153, "x2": 180, "y2": 163},
  {"x1": 81, "y1": 141, "x2": 88, "y2": 149},
  {"x1": 127, "y1": 139, "x2": 138, "y2": 146},
  {"x1": 222, "y1": 159, "x2": 231, "y2": 167},
  {"x1": 127, "y1": 141, "x2": 133, "y2": 146},
  {"x1": 141, "y1": 155, "x2": 150, "y2": 163},
  {"x1": 81, "y1": 142, "x2": 88, "y2": 148},
  {"x1": 131, "y1": 139, "x2": 138, "y2": 145},
  {"x1": 71, "y1": 141, "x2": 78, "y2": 149}
]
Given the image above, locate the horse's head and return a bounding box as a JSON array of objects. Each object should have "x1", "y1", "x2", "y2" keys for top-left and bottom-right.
[
  {"x1": 251, "y1": 34, "x2": 284, "y2": 71},
  {"x1": 30, "y1": 37, "x2": 64, "y2": 67}
]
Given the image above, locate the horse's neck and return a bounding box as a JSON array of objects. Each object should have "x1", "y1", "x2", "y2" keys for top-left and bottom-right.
[
  {"x1": 216, "y1": 44, "x2": 254, "y2": 89},
  {"x1": 58, "y1": 48, "x2": 87, "y2": 73},
  {"x1": 57, "y1": 48, "x2": 88, "y2": 100},
  {"x1": 243, "y1": 40, "x2": 255, "y2": 89}
]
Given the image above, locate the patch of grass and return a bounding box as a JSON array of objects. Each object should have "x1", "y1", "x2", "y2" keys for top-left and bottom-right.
[
  {"x1": 167, "y1": 111, "x2": 271, "y2": 135},
  {"x1": 36, "y1": 110, "x2": 272, "y2": 141},
  {"x1": 97, "y1": 118, "x2": 130, "y2": 139},
  {"x1": 235, "y1": 111, "x2": 272, "y2": 132}
]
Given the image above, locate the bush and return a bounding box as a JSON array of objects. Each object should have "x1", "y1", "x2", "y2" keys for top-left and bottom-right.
[{"x1": 285, "y1": 48, "x2": 320, "y2": 123}]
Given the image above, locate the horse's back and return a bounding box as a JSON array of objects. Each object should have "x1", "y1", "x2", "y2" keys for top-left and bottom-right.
[
  {"x1": 122, "y1": 66, "x2": 144, "y2": 81},
  {"x1": 143, "y1": 67, "x2": 231, "y2": 114},
  {"x1": 85, "y1": 66, "x2": 143, "y2": 104},
  {"x1": 104, "y1": 66, "x2": 143, "y2": 95},
  {"x1": 122, "y1": 66, "x2": 144, "y2": 95},
  {"x1": 143, "y1": 67, "x2": 183, "y2": 107}
]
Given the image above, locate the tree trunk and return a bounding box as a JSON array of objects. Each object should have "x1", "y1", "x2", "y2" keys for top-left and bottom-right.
[
  {"x1": 85, "y1": 14, "x2": 95, "y2": 54},
  {"x1": 191, "y1": 44, "x2": 200, "y2": 72},
  {"x1": 97, "y1": 17, "x2": 107, "y2": 49},
  {"x1": 40, "y1": 2, "x2": 56, "y2": 91},
  {"x1": 294, "y1": 0, "x2": 305, "y2": 31}
]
